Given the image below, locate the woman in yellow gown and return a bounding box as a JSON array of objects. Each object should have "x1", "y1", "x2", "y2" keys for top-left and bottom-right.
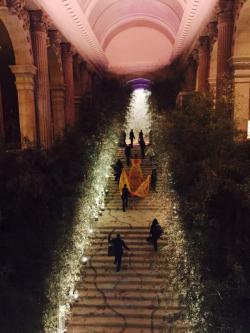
[
  {"x1": 119, "y1": 154, "x2": 151, "y2": 198},
  {"x1": 129, "y1": 154, "x2": 143, "y2": 192}
]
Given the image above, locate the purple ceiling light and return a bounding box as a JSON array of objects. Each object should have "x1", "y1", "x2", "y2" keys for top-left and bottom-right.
[{"x1": 126, "y1": 78, "x2": 153, "y2": 90}]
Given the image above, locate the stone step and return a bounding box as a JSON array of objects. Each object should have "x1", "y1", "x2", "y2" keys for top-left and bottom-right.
[
  {"x1": 83, "y1": 266, "x2": 168, "y2": 280},
  {"x1": 71, "y1": 305, "x2": 181, "y2": 316},
  {"x1": 86, "y1": 248, "x2": 162, "y2": 256},
  {"x1": 77, "y1": 281, "x2": 166, "y2": 294},
  {"x1": 78, "y1": 279, "x2": 167, "y2": 289},
  {"x1": 83, "y1": 262, "x2": 163, "y2": 270},
  {"x1": 68, "y1": 315, "x2": 186, "y2": 331},
  {"x1": 69, "y1": 314, "x2": 165, "y2": 327},
  {"x1": 76, "y1": 289, "x2": 174, "y2": 300},
  {"x1": 82, "y1": 274, "x2": 165, "y2": 283},
  {"x1": 90, "y1": 243, "x2": 166, "y2": 249},
  {"x1": 82, "y1": 266, "x2": 168, "y2": 276},
  {"x1": 106, "y1": 207, "x2": 164, "y2": 211},
  {"x1": 74, "y1": 295, "x2": 179, "y2": 307},
  {"x1": 67, "y1": 325, "x2": 188, "y2": 333},
  {"x1": 96, "y1": 226, "x2": 149, "y2": 230},
  {"x1": 89, "y1": 230, "x2": 165, "y2": 236}
]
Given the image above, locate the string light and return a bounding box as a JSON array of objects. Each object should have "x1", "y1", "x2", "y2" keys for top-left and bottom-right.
[
  {"x1": 81, "y1": 256, "x2": 88, "y2": 264},
  {"x1": 43, "y1": 99, "x2": 127, "y2": 332}
]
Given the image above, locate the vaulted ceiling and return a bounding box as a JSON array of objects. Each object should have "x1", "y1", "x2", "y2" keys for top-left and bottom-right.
[{"x1": 33, "y1": 0, "x2": 217, "y2": 77}]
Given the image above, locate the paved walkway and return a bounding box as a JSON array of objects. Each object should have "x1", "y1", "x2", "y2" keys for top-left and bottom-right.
[{"x1": 67, "y1": 147, "x2": 188, "y2": 333}]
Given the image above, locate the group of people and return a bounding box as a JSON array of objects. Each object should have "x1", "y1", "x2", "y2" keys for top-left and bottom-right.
[
  {"x1": 120, "y1": 129, "x2": 147, "y2": 162},
  {"x1": 108, "y1": 218, "x2": 163, "y2": 272},
  {"x1": 113, "y1": 129, "x2": 158, "y2": 212},
  {"x1": 108, "y1": 129, "x2": 163, "y2": 272}
]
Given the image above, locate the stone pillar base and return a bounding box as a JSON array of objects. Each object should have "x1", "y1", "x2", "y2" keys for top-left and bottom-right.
[{"x1": 10, "y1": 64, "x2": 37, "y2": 148}]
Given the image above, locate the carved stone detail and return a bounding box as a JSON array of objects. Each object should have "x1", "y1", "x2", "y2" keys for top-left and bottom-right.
[
  {"x1": 48, "y1": 30, "x2": 63, "y2": 72},
  {"x1": 7, "y1": 0, "x2": 30, "y2": 30}
]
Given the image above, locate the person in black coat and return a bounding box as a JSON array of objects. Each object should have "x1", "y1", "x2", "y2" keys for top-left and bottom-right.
[
  {"x1": 151, "y1": 168, "x2": 157, "y2": 190},
  {"x1": 121, "y1": 184, "x2": 129, "y2": 211},
  {"x1": 108, "y1": 233, "x2": 130, "y2": 272},
  {"x1": 129, "y1": 129, "x2": 135, "y2": 148},
  {"x1": 139, "y1": 138, "x2": 146, "y2": 159},
  {"x1": 114, "y1": 159, "x2": 123, "y2": 182},
  {"x1": 138, "y1": 130, "x2": 144, "y2": 142},
  {"x1": 149, "y1": 218, "x2": 163, "y2": 251},
  {"x1": 121, "y1": 130, "x2": 126, "y2": 147},
  {"x1": 124, "y1": 144, "x2": 131, "y2": 166}
]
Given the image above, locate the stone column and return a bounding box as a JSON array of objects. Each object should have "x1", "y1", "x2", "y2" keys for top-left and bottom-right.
[
  {"x1": 184, "y1": 52, "x2": 198, "y2": 92},
  {"x1": 48, "y1": 30, "x2": 66, "y2": 137},
  {"x1": 216, "y1": 0, "x2": 234, "y2": 100},
  {"x1": 0, "y1": 84, "x2": 5, "y2": 141},
  {"x1": 80, "y1": 61, "x2": 87, "y2": 95},
  {"x1": 9, "y1": 65, "x2": 37, "y2": 148},
  {"x1": 50, "y1": 85, "x2": 65, "y2": 138},
  {"x1": 73, "y1": 54, "x2": 82, "y2": 120},
  {"x1": 30, "y1": 10, "x2": 52, "y2": 149},
  {"x1": 208, "y1": 20, "x2": 218, "y2": 104},
  {"x1": 61, "y1": 43, "x2": 75, "y2": 126},
  {"x1": 231, "y1": 57, "x2": 250, "y2": 138},
  {"x1": 197, "y1": 36, "x2": 210, "y2": 93}
]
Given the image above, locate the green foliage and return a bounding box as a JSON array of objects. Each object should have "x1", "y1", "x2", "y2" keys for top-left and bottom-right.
[
  {"x1": 0, "y1": 78, "x2": 128, "y2": 333},
  {"x1": 151, "y1": 94, "x2": 250, "y2": 332}
]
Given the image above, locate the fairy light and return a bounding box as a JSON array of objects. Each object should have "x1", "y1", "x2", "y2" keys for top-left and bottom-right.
[
  {"x1": 43, "y1": 97, "x2": 128, "y2": 332},
  {"x1": 88, "y1": 228, "x2": 94, "y2": 234},
  {"x1": 81, "y1": 256, "x2": 88, "y2": 264},
  {"x1": 73, "y1": 290, "x2": 79, "y2": 301}
]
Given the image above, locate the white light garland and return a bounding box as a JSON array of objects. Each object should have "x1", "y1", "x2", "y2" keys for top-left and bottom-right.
[{"x1": 43, "y1": 124, "x2": 124, "y2": 332}]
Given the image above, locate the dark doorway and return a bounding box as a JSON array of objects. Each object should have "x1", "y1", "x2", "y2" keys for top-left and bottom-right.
[{"x1": 0, "y1": 20, "x2": 20, "y2": 148}]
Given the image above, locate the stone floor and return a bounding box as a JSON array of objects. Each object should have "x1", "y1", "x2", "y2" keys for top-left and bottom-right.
[{"x1": 67, "y1": 147, "x2": 188, "y2": 333}]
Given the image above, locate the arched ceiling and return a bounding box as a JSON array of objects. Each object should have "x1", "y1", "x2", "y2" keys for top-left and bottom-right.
[{"x1": 33, "y1": 0, "x2": 217, "y2": 77}]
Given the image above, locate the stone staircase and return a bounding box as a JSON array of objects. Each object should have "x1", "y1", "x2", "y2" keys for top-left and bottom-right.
[
  {"x1": 106, "y1": 146, "x2": 162, "y2": 210},
  {"x1": 67, "y1": 146, "x2": 188, "y2": 333}
]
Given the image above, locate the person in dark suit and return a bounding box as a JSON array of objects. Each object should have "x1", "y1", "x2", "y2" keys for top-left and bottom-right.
[
  {"x1": 114, "y1": 159, "x2": 123, "y2": 182},
  {"x1": 121, "y1": 184, "x2": 129, "y2": 211},
  {"x1": 151, "y1": 168, "x2": 157, "y2": 190},
  {"x1": 124, "y1": 144, "x2": 131, "y2": 166},
  {"x1": 139, "y1": 138, "x2": 146, "y2": 159},
  {"x1": 129, "y1": 129, "x2": 135, "y2": 147},
  {"x1": 108, "y1": 233, "x2": 130, "y2": 272},
  {"x1": 149, "y1": 218, "x2": 163, "y2": 251},
  {"x1": 138, "y1": 130, "x2": 144, "y2": 142}
]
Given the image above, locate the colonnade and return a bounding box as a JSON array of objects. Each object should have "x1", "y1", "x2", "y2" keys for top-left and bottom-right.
[
  {"x1": 0, "y1": 1, "x2": 93, "y2": 149},
  {"x1": 181, "y1": 0, "x2": 250, "y2": 137}
]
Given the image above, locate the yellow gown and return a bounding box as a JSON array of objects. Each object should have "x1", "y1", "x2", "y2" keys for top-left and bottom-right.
[
  {"x1": 119, "y1": 159, "x2": 151, "y2": 198},
  {"x1": 129, "y1": 159, "x2": 143, "y2": 192}
]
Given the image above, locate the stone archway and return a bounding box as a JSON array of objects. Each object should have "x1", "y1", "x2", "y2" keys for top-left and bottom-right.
[
  {"x1": 0, "y1": 3, "x2": 37, "y2": 148},
  {"x1": 231, "y1": 0, "x2": 250, "y2": 136},
  {"x1": 48, "y1": 30, "x2": 65, "y2": 138},
  {"x1": 0, "y1": 18, "x2": 20, "y2": 147}
]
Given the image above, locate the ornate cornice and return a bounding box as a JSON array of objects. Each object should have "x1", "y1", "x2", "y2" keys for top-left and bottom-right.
[
  {"x1": 29, "y1": 10, "x2": 48, "y2": 33},
  {"x1": 7, "y1": 0, "x2": 30, "y2": 30},
  {"x1": 229, "y1": 56, "x2": 250, "y2": 69},
  {"x1": 217, "y1": 0, "x2": 234, "y2": 23},
  {"x1": 61, "y1": 42, "x2": 73, "y2": 58},
  {"x1": 208, "y1": 20, "x2": 218, "y2": 44}
]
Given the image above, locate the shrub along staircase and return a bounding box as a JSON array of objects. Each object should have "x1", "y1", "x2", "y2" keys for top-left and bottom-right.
[{"x1": 67, "y1": 145, "x2": 188, "y2": 333}]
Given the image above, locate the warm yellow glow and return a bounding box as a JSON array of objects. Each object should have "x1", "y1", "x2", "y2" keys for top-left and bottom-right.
[{"x1": 247, "y1": 120, "x2": 250, "y2": 139}]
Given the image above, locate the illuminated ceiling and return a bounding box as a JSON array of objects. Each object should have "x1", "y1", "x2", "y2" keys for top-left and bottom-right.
[{"x1": 32, "y1": 0, "x2": 217, "y2": 76}]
